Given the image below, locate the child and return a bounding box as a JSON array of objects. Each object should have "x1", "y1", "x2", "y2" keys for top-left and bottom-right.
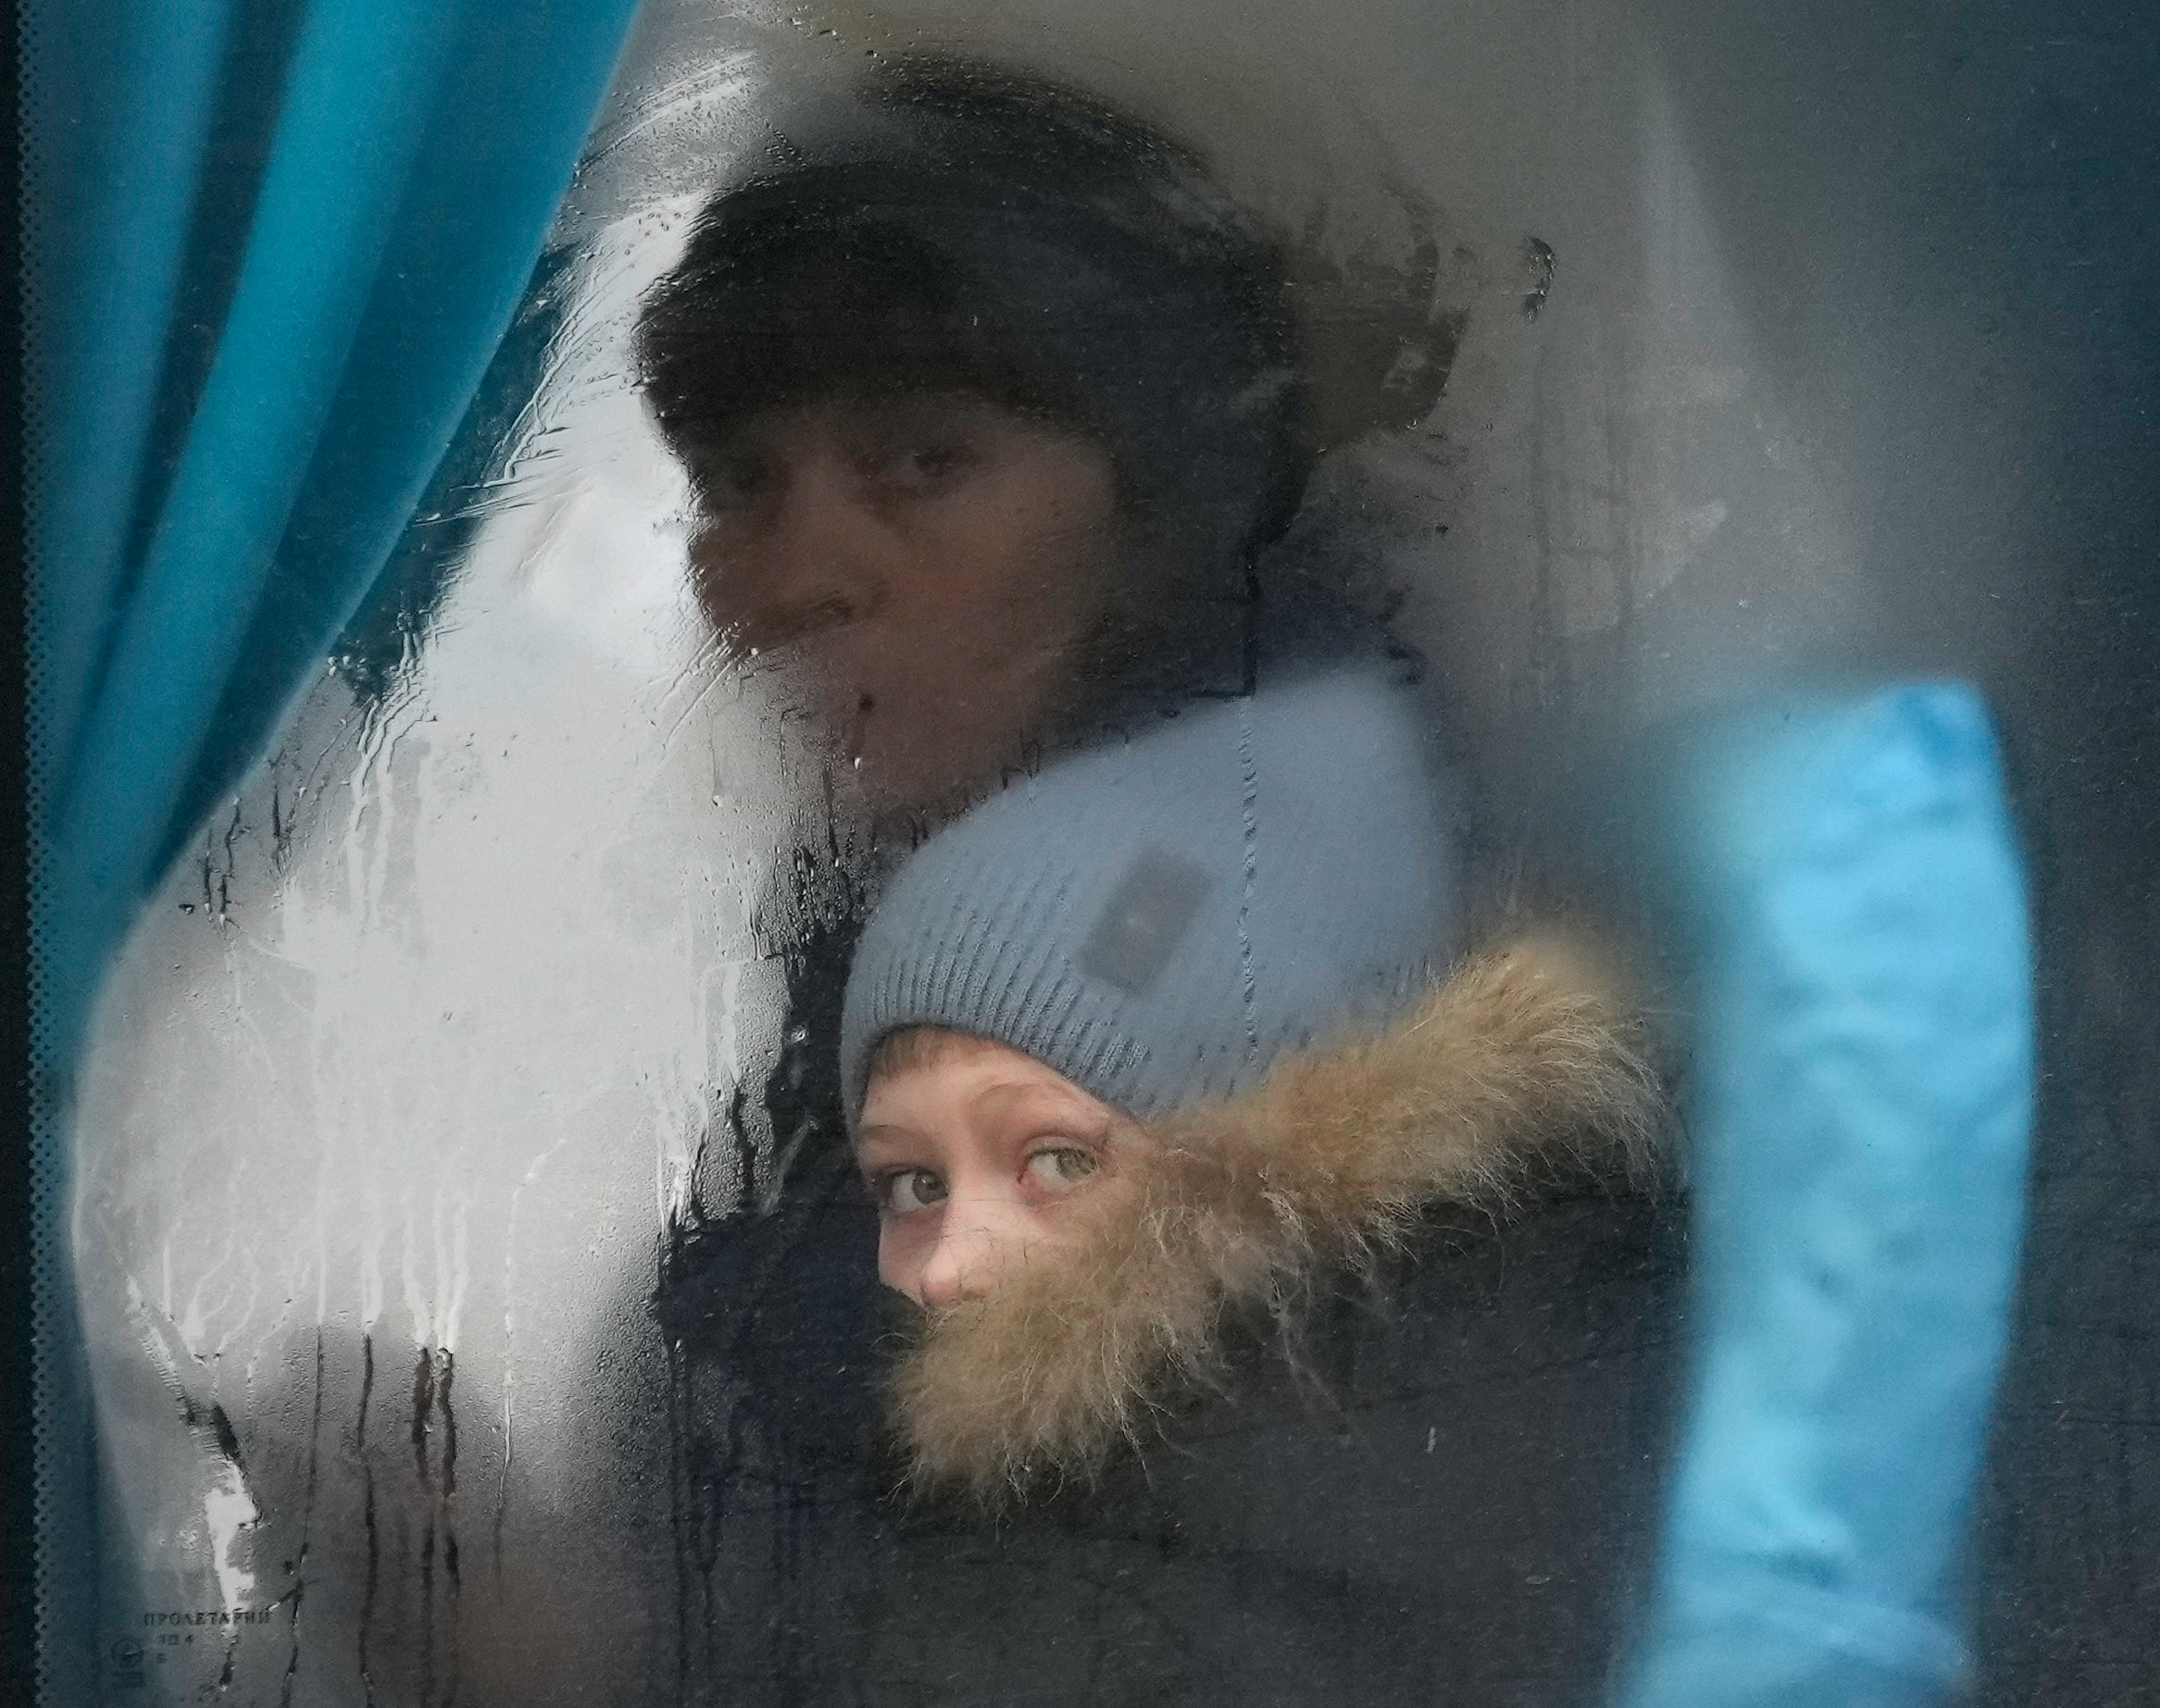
[{"x1": 839, "y1": 663, "x2": 1667, "y2": 1508}]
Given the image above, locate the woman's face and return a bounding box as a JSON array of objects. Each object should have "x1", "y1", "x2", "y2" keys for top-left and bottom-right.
[
  {"x1": 684, "y1": 391, "x2": 1125, "y2": 811},
  {"x1": 855, "y1": 1033, "x2": 1144, "y2": 1307}
]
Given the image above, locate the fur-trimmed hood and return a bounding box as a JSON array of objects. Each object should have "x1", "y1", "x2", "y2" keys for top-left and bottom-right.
[{"x1": 889, "y1": 935, "x2": 1667, "y2": 1507}]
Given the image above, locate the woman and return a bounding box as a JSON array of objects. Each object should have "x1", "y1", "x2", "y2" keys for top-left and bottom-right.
[{"x1": 635, "y1": 56, "x2": 1679, "y2": 1703}]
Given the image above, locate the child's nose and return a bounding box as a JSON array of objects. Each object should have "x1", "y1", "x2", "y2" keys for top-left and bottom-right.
[{"x1": 916, "y1": 1200, "x2": 1028, "y2": 1309}]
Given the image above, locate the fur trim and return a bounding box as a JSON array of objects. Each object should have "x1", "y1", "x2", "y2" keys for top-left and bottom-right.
[{"x1": 889, "y1": 935, "x2": 1667, "y2": 1508}]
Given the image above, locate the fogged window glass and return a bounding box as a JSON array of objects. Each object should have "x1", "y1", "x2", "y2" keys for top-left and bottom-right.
[{"x1": 60, "y1": 2, "x2": 2155, "y2": 1705}]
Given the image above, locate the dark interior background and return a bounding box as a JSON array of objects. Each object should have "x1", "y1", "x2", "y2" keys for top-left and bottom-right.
[{"x1": 1642, "y1": 3, "x2": 2159, "y2": 1699}]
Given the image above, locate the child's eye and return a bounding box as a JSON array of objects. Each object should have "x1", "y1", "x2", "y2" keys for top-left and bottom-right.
[
  {"x1": 1024, "y1": 1147, "x2": 1101, "y2": 1192},
  {"x1": 876, "y1": 1168, "x2": 948, "y2": 1215}
]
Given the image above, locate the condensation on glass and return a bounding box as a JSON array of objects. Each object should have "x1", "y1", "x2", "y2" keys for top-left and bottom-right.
[{"x1": 62, "y1": 2, "x2": 2077, "y2": 1704}]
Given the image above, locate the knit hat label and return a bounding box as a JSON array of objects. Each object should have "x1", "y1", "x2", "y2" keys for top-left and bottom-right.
[{"x1": 1078, "y1": 847, "x2": 1213, "y2": 996}]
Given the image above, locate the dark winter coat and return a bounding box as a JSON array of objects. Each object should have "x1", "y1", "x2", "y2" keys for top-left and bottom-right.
[{"x1": 655, "y1": 942, "x2": 1689, "y2": 1707}]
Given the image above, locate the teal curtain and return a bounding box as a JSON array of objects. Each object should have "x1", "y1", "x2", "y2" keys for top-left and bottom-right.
[{"x1": 24, "y1": 2, "x2": 639, "y2": 1694}]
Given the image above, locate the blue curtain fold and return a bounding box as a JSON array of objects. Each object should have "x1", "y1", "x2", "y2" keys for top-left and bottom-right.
[
  {"x1": 1619, "y1": 682, "x2": 2034, "y2": 1708},
  {"x1": 25, "y1": 3, "x2": 640, "y2": 1696},
  {"x1": 30, "y1": 0, "x2": 642, "y2": 1071}
]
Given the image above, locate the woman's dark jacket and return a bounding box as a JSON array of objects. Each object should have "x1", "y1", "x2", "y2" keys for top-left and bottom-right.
[{"x1": 650, "y1": 601, "x2": 1689, "y2": 1707}]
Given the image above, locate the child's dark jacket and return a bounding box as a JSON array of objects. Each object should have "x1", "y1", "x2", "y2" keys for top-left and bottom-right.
[{"x1": 661, "y1": 949, "x2": 1688, "y2": 1706}]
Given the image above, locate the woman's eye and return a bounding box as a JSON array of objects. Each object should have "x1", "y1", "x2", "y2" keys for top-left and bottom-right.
[
  {"x1": 875, "y1": 438, "x2": 971, "y2": 493},
  {"x1": 876, "y1": 1168, "x2": 948, "y2": 1215},
  {"x1": 695, "y1": 455, "x2": 771, "y2": 511},
  {"x1": 1024, "y1": 1147, "x2": 1101, "y2": 1192}
]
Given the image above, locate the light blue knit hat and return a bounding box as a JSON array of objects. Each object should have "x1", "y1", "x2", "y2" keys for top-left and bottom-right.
[{"x1": 840, "y1": 665, "x2": 1461, "y2": 1123}]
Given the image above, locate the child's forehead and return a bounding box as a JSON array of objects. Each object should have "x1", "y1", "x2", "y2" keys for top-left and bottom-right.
[
  {"x1": 858, "y1": 1028, "x2": 1116, "y2": 1128},
  {"x1": 864, "y1": 1023, "x2": 985, "y2": 1081},
  {"x1": 864, "y1": 1027, "x2": 1074, "y2": 1094}
]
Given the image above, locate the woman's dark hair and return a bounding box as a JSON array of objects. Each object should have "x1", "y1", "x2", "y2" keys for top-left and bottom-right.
[{"x1": 636, "y1": 57, "x2": 1315, "y2": 599}]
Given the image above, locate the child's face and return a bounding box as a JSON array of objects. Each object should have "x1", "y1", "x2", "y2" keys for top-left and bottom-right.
[{"x1": 855, "y1": 1035, "x2": 1144, "y2": 1306}]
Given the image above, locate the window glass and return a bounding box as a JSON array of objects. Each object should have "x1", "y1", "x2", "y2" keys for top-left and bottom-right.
[{"x1": 56, "y1": 3, "x2": 2157, "y2": 1703}]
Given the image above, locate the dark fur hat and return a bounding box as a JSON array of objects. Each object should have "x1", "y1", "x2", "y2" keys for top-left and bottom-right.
[{"x1": 635, "y1": 57, "x2": 1313, "y2": 590}]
